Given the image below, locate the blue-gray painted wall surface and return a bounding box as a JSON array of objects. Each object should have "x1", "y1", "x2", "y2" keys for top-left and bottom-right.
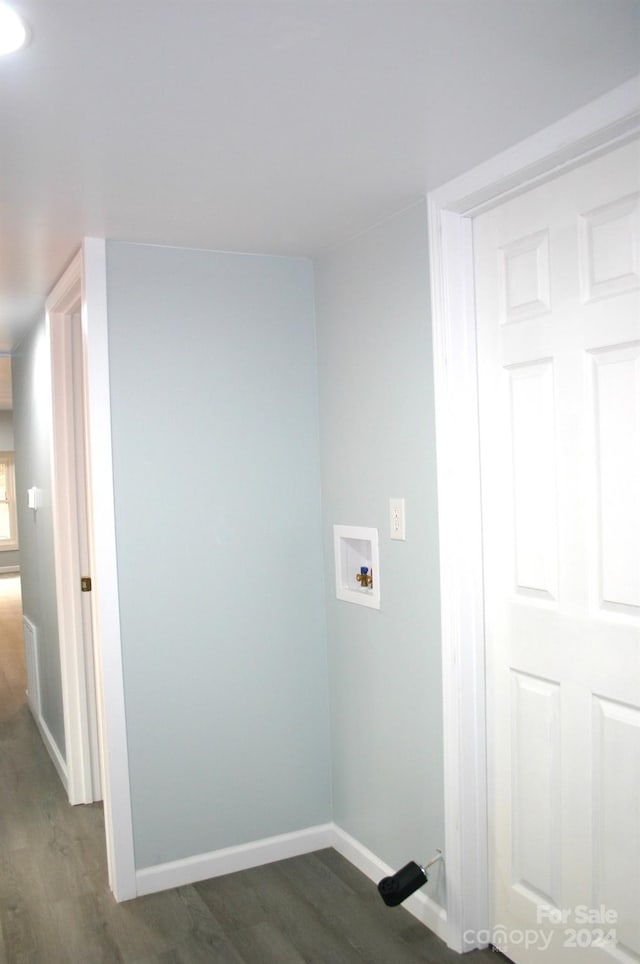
[
  {"x1": 105, "y1": 241, "x2": 331, "y2": 869},
  {"x1": 12, "y1": 318, "x2": 65, "y2": 756},
  {"x1": 314, "y1": 202, "x2": 445, "y2": 902}
]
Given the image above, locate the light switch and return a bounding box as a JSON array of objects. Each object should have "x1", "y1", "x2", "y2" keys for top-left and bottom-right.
[
  {"x1": 389, "y1": 498, "x2": 406, "y2": 540},
  {"x1": 27, "y1": 487, "x2": 38, "y2": 510}
]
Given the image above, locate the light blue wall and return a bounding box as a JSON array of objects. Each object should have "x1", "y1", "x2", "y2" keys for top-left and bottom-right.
[
  {"x1": 12, "y1": 319, "x2": 65, "y2": 756},
  {"x1": 105, "y1": 241, "x2": 332, "y2": 869},
  {"x1": 0, "y1": 410, "x2": 20, "y2": 569},
  {"x1": 314, "y1": 202, "x2": 445, "y2": 902}
]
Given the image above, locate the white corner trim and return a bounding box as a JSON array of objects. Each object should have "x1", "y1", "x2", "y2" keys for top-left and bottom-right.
[
  {"x1": 82, "y1": 237, "x2": 137, "y2": 902},
  {"x1": 46, "y1": 250, "x2": 83, "y2": 312},
  {"x1": 331, "y1": 826, "x2": 447, "y2": 943},
  {"x1": 135, "y1": 824, "x2": 335, "y2": 897},
  {"x1": 32, "y1": 708, "x2": 68, "y2": 792},
  {"x1": 428, "y1": 74, "x2": 640, "y2": 954}
]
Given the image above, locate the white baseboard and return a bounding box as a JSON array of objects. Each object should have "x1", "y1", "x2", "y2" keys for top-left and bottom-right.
[
  {"x1": 331, "y1": 825, "x2": 448, "y2": 943},
  {"x1": 135, "y1": 820, "x2": 447, "y2": 944},
  {"x1": 136, "y1": 823, "x2": 335, "y2": 897},
  {"x1": 31, "y1": 707, "x2": 68, "y2": 793}
]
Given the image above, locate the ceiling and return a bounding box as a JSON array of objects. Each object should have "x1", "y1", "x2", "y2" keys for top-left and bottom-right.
[{"x1": 1, "y1": 0, "x2": 639, "y2": 367}]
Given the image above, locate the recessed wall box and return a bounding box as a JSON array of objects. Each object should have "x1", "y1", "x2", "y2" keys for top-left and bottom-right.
[{"x1": 333, "y1": 525, "x2": 380, "y2": 609}]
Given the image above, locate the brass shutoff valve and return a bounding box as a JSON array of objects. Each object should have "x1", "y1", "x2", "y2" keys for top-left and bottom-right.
[{"x1": 356, "y1": 566, "x2": 373, "y2": 588}]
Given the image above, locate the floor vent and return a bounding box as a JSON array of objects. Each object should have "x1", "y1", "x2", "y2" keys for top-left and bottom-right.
[{"x1": 23, "y1": 616, "x2": 41, "y2": 718}]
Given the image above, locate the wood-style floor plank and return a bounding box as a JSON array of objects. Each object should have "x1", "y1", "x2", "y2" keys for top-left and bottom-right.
[{"x1": 0, "y1": 574, "x2": 504, "y2": 963}]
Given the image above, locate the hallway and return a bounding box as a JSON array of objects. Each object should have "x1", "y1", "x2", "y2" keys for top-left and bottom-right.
[{"x1": 0, "y1": 574, "x2": 499, "y2": 963}]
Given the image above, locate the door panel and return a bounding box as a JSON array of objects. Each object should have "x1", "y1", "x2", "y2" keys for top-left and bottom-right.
[
  {"x1": 508, "y1": 359, "x2": 558, "y2": 599},
  {"x1": 590, "y1": 343, "x2": 640, "y2": 614},
  {"x1": 593, "y1": 697, "x2": 640, "y2": 959},
  {"x1": 474, "y1": 138, "x2": 640, "y2": 964},
  {"x1": 511, "y1": 670, "x2": 562, "y2": 907}
]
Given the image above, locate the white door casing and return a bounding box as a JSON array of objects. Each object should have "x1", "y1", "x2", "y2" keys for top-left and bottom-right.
[
  {"x1": 427, "y1": 75, "x2": 640, "y2": 953},
  {"x1": 48, "y1": 254, "x2": 102, "y2": 805},
  {"x1": 70, "y1": 307, "x2": 102, "y2": 796},
  {"x1": 47, "y1": 242, "x2": 136, "y2": 899},
  {"x1": 475, "y1": 139, "x2": 640, "y2": 963},
  {"x1": 81, "y1": 238, "x2": 137, "y2": 900}
]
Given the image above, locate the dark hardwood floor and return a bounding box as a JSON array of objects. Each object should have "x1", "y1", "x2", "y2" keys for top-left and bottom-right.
[{"x1": 0, "y1": 574, "x2": 501, "y2": 963}]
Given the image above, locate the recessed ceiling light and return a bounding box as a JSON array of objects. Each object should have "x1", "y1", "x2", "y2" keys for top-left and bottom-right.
[{"x1": 0, "y1": 3, "x2": 28, "y2": 56}]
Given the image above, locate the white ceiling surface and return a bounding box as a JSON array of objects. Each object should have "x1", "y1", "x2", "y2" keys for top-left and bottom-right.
[{"x1": 1, "y1": 0, "x2": 639, "y2": 357}]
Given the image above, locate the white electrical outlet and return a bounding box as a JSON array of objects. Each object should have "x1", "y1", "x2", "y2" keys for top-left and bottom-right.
[{"x1": 389, "y1": 498, "x2": 406, "y2": 540}]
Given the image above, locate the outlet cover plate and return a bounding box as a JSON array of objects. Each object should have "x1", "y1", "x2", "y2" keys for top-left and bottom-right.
[{"x1": 389, "y1": 498, "x2": 406, "y2": 540}]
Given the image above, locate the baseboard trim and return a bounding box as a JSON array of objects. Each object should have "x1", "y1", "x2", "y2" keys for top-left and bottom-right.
[
  {"x1": 32, "y1": 707, "x2": 68, "y2": 793},
  {"x1": 135, "y1": 821, "x2": 447, "y2": 942},
  {"x1": 135, "y1": 823, "x2": 335, "y2": 897},
  {"x1": 331, "y1": 825, "x2": 448, "y2": 943}
]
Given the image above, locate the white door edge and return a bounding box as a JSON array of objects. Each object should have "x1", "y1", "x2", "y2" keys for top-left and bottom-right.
[
  {"x1": 81, "y1": 238, "x2": 137, "y2": 901},
  {"x1": 427, "y1": 73, "x2": 640, "y2": 954}
]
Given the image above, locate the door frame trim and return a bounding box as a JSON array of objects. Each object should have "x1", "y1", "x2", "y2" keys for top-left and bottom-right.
[
  {"x1": 427, "y1": 74, "x2": 640, "y2": 953},
  {"x1": 47, "y1": 241, "x2": 136, "y2": 899},
  {"x1": 47, "y1": 252, "x2": 98, "y2": 805},
  {"x1": 82, "y1": 238, "x2": 137, "y2": 900}
]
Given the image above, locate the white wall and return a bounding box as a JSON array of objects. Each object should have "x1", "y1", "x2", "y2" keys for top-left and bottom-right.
[
  {"x1": 315, "y1": 202, "x2": 446, "y2": 904},
  {"x1": 105, "y1": 241, "x2": 332, "y2": 870},
  {"x1": 12, "y1": 318, "x2": 65, "y2": 756}
]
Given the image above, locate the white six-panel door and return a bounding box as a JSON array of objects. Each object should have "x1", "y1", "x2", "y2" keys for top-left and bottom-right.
[{"x1": 474, "y1": 139, "x2": 640, "y2": 963}]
